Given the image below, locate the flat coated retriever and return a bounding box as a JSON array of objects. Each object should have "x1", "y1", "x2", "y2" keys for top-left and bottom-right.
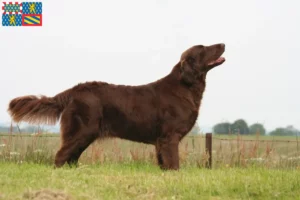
[{"x1": 8, "y1": 43, "x2": 226, "y2": 170}]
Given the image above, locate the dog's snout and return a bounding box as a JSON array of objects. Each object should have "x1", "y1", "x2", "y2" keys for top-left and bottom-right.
[{"x1": 208, "y1": 43, "x2": 225, "y2": 51}]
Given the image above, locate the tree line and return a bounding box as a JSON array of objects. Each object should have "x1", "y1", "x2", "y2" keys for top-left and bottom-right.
[
  {"x1": 1, "y1": 120, "x2": 299, "y2": 137},
  {"x1": 212, "y1": 119, "x2": 299, "y2": 136},
  {"x1": 0, "y1": 125, "x2": 46, "y2": 134}
]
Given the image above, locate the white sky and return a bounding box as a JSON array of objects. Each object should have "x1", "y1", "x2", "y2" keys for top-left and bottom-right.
[{"x1": 0, "y1": 0, "x2": 299, "y2": 132}]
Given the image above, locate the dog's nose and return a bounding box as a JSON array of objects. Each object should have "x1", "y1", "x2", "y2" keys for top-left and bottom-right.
[{"x1": 220, "y1": 43, "x2": 225, "y2": 48}]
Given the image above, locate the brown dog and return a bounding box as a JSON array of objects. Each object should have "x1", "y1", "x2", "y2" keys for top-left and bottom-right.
[{"x1": 8, "y1": 43, "x2": 226, "y2": 170}]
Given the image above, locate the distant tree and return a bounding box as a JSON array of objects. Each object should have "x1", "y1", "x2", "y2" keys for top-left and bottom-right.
[
  {"x1": 22, "y1": 126, "x2": 33, "y2": 133},
  {"x1": 213, "y1": 122, "x2": 231, "y2": 134},
  {"x1": 189, "y1": 123, "x2": 201, "y2": 135},
  {"x1": 0, "y1": 125, "x2": 45, "y2": 134},
  {"x1": 0, "y1": 126, "x2": 10, "y2": 133},
  {"x1": 231, "y1": 119, "x2": 249, "y2": 134},
  {"x1": 249, "y1": 123, "x2": 266, "y2": 135},
  {"x1": 0, "y1": 125, "x2": 20, "y2": 133},
  {"x1": 269, "y1": 126, "x2": 299, "y2": 136}
]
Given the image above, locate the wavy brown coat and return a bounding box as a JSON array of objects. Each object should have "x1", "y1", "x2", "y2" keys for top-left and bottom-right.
[{"x1": 8, "y1": 43, "x2": 226, "y2": 170}]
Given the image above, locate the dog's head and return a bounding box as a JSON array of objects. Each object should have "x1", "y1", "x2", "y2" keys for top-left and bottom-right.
[{"x1": 179, "y1": 43, "x2": 226, "y2": 85}]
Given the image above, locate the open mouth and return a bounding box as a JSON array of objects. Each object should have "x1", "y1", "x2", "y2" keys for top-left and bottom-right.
[{"x1": 207, "y1": 57, "x2": 225, "y2": 66}]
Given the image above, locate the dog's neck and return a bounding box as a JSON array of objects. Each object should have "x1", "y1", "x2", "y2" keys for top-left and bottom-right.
[{"x1": 162, "y1": 62, "x2": 207, "y2": 108}]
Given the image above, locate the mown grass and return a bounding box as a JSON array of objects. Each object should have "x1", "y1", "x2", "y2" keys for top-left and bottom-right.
[{"x1": 0, "y1": 162, "x2": 300, "y2": 200}]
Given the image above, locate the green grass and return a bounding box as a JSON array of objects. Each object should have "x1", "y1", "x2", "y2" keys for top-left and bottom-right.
[
  {"x1": 1, "y1": 134, "x2": 300, "y2": 199},
  {"x1": 0, "y1": 162, "x2": 300, "y2": 200}
]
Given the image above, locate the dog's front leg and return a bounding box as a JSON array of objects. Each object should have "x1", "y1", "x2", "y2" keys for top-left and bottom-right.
[{"x1": 156, "y1": 134, "x2": 180, "y2": 170}]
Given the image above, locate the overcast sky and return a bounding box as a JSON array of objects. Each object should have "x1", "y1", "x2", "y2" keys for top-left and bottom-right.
[{"x1": 0, "y1": 0, "x2": 299, "y2": 132}]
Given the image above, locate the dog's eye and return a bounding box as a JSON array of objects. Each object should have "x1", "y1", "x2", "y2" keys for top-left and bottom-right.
[{"x1": 187, "y1": 57, "x2": 195, "y2": 64}]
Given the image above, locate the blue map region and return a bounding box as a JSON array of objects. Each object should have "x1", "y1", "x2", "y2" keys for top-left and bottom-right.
[
  {"x1": 22, "y1": 2, "x2": 42, "y2": 14},
  {"x1": 2, "y1": 14, "x2": 22, "y2": 26}
]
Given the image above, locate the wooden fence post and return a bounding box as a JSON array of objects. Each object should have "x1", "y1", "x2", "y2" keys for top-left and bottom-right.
[{"x1": 205, "y1": 133, "x2": 212, "y2": 169}]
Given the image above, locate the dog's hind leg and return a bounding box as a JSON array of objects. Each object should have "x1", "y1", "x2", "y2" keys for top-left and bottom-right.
[
  {"x1": 54, "y1": 132, "x2": 97, "y2": 167},
  {"x1": 54, "y1": 100, "x2": 100, "y2": 168}
]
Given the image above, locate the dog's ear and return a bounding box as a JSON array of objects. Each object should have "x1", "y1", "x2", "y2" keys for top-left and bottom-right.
[{"x1": 180, "y1": 60, "x2": 196, "y2": 85}]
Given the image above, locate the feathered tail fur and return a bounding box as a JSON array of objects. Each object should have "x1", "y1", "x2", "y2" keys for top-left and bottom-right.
[{"x1": 7, "y1": 90, "x2": 71, "y2": 125}]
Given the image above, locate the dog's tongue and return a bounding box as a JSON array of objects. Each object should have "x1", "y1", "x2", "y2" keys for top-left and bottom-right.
[
  {"x1": 216, "y1": 57, "x2": 225, "y2": 62},
  {"x1": 208, "y1": 57, "x2": 225, "y2": 65}
]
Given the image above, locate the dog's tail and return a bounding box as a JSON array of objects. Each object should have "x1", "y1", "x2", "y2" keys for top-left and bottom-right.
[{"x1": 7, "y1": 89, "x2": 72, "y2": 125}]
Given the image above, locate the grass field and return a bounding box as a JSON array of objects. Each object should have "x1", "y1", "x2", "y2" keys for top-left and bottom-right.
[
  {"x1": 1, "y1": 133, "x2": 299, "y2": 169},
  {"x1": 0, "y1": 133, "x2": 300, "y2": 199},
  {"x1": 1, "y1": 162, "x2": 300, "y2": 200}
]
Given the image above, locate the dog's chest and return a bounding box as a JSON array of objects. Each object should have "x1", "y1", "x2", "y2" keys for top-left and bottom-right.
[{"x1": 162, "y1": 101, "x2": 199, "y2": 124}]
